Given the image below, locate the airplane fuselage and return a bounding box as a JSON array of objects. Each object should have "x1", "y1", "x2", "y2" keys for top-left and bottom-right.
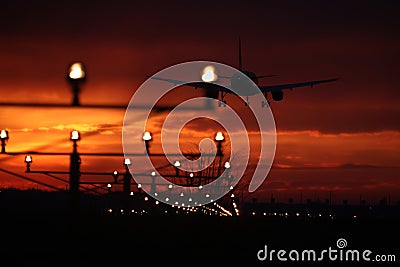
[{"x1": 230, "y1": 70, "x2": 261, "y2": 96}]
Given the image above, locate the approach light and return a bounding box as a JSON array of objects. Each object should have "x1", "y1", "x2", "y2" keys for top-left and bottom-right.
[
  {"x1": 0, "y1": 130, "x2": 8, "y2": 140},
  {"x1": 67, "y1": 62, "x2": 86, "y2": 106},
  {"x1": 174, "y1": 160, "x2": 181, "y2": 176},
  {"x1": 215, "y1": 131, "x2": 225, "y2": 142},
  {"x1": 142, "y1": 131, "x2": 152, "y2": 141},
  {"x1": 0, "y1": 129, "x2": 9, "y2": 153},
  {"x1": 215, "y1": 132, "x2": 225, "y2": 156},
  {"x1": 68, "y1": 62, "x2": 86, "y2": 80},
  {"x1": 124, "y1": 158, "x2": 131, "y2": 166},
  {"x1": 174, "y1": 160, "x2": 181, "y2": 167},
  {"x1": 201, "y1": 65, "x2": 218, "y2": 82},
  {"x1": 70, "y1": 130, "x2": 80, "y2": 141},
  {"x1": 224, "y1": 162, "x2": 231, "y2": 169},
  {"x1": 112, "y1": 170, "x2": 119, "y2": 182},
  {"x1": 24, "y1": 155, "x2": 32, "y2": 172},
  {"x1": 24, "y1": 155, "x2": 32, "y2": 163},
  {"x1": 142, "y1": 131, "x2": 152, "y2": 154}
]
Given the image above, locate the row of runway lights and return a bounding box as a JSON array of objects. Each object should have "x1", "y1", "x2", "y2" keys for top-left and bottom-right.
[
  {"x1": 107, "y1": 193, "x2": 235, "y2": 216},
  {"x1": 107, "y1": 181, "x2": 235, "y2": 207}
]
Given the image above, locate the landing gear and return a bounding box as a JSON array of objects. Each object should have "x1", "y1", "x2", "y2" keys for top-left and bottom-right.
[
  {"x1": 218, "y1": 100, "x2": 227, "y2": 107},
  {"x1": 245, "y1": 96, "x2": 250, "y2": 106},
  {"x1": 261, "y1": 100, "x2": 270, "y2": 108},
  {"x1": 217, "y1": 91, "x2": 228, "y2": 107},
  {"x1": 261, "y1": 92, "x2": 270, "y2": 108}
]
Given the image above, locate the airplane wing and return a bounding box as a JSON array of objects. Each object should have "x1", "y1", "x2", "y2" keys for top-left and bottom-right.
[
  {"x1": 150, "y1": 76, "x2": 231, "y2": 92},
  {"x1": 259, "y1": 78, "x2": 338, "y2": 92}
]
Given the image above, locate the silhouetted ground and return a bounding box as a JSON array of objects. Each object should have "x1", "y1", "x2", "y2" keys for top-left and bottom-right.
[{"x1": 0, "y1": 189, "x2": 399, "y2": 266}]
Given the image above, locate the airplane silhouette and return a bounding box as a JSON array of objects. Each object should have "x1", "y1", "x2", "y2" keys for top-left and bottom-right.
[{"x1": 151, "y1": 38, "x2": 338, "y2": 107}]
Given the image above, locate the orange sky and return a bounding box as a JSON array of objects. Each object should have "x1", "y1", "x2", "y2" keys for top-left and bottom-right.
[{"x1": 0, "y1": 0, "x2": 399, "y2": 204}]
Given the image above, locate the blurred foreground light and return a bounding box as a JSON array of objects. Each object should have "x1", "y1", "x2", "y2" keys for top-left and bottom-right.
[
  {"x1": 70, "y1": 130, "x2": 80, "y2": 141},
  {"x1": 68, "y1": 62, "x2": 86, "y2": 80},
  {"x1": 224, "y1": 162, "x2": 231, "y2": 169},
  {"x1": 201, "y1": 65, "x2": 218, "y2": 82}
]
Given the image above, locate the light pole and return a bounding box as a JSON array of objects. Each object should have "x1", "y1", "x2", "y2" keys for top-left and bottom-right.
[
  {"x1": 214, "y1": 132, "x2": 225, "y2": 176},
  {"x1": 174, "y1": 160, "x2": 181, "y2": 177},
  {"x1": 66, "y1": 62, "x2": 86, "y2": 106},
  {"x1": 214, "y1": 131, "x2": 225, "y2": 156},
  {"x1": 24, "y1": 155, "x2": 32, "y2": 172},
  {"x1": 142, "y1": 131, "x2": 152, "y2": 154},
  {"x1": 123, "y1": 158, "x2": 132, "y2": 214},
  {"x1": 69, "y1": 130, "x2": 81, "y2": 214},
  {"x1": 112, "y1": 170, "x2": 119, "y2": 183},
  {"x1": 151, "y1": 171, "x2": 156, "y2": 194},
  {"x1": 0, "y1": 129, "x2": 9, "y2": 153}
]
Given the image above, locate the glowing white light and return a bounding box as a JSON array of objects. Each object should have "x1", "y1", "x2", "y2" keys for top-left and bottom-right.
[
  {"x1": 180, "y1": 192, "x2": 184, "y2": 197},
  {"x1": 229, "y1": 185, "x2": 234, "y2": 190},
  {"x1": 224, "y1": 162, "x2": 231, "y2": 169},
  {"x1": 151, "y1": 171, "x2": 156, "y2": 176},
  {"x1": 68, "y1": 62, "x2": 85, "y2": 79},
  {"x1": 174, "y1": 161, "x2": 181, "y2": 167},
  {"x1": 130, "y1": 192, "x2": 134, "y2": 196},
  {"x1": 138, "y1": 183, "x2": 142, "y2": 188},
  {"x1": 198, "y1": 185, "x2": 203, "y2": 190},
  {"x1": 0, "y1": 130, "x2": 8, "y2": 139},
  {"x1": 201, "y1": 65, "x2": 218, "y2": 82},
  {"x1": 165, "y1": 197, "x2": 169, "y2": 202},
  {"x1": 124, "y1": 158, "x2": 131, "y2": 166},
  {"x1": 70, "y1": 130, "x2": 80, "y2": 141},
  {"x1": 142, "y1": 131, "x2": 152, "y2": 141},
  {"x1": 215, "y1": 131, "x2": 224, "y2": 141},
  {"x1": 144, "y1": 197, "x2": 148, "y2": 201},
  {"x1": 107, "y1": 183, "x2": 112, "y2": 188},
  {"x1": 168, "y1": 184, "x2": 173, "y2": 189},
  {"x1": 189, "y1": 173, "x2": 194, "y2": 178},
  {"x1": 25, "y1": 155, "x2": 32, "y2": 163},
  {"x1": 113, "y1": 170, "x2": 118, "y2": 176}
]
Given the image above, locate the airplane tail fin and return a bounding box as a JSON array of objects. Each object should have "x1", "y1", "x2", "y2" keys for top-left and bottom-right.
[{"x1": 238, "y1": 37, "x2": 242, "y2": 71}]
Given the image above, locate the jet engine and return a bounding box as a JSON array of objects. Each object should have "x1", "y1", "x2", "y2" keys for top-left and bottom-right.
[{"x1": 272, "y1": 90, "x2": 284, "y2": 101}]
